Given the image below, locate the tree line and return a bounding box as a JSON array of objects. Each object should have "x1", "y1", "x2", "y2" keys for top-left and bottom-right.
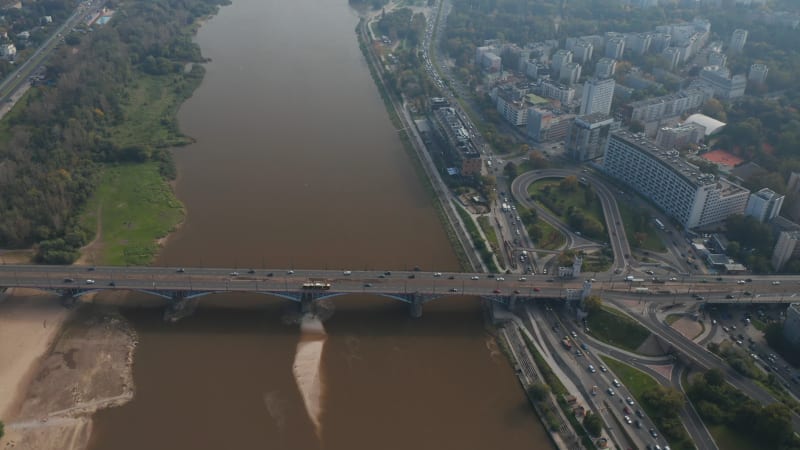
[{"x1": 0, "y1": 0, "x2": 230, "y2": 262}]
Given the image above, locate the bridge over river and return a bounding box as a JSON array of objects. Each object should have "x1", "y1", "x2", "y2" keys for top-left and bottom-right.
[
  {"x1": 1, "y1": 265, "x2": 797, "y2": 318},
  {"x1": 0, "y1": 265, "x2": 597, "y2": 318}
]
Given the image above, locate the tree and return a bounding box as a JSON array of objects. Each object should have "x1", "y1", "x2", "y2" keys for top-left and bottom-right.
[
  {"x1": 584, "y1": 295, "x2": 603, "y2": 313},
  {"x1": 559, "y1": 175, "x2": 578, "y2": 192},
  {"x1": 527, "y1": 383, "x2": 550, "y2": 402},
  {"x1": 503, "y1": 161, "x2": 518, "y2": 180},
  {"x1": 629, "y1": 120, "x2": 645, "y2": 133},
  {"x1": 704, "y1": 368, "x2": 725, "y2": 387},
  {"x1": 583, "y1": 412, "x2": 603, "y2": 436},
  {"x1": 642, "y1": 386, "x2": 684, "y2": 418},
  {"x1": 702, "y1": 98, "x2": 727, "y2": 122},
  {"x1": 529, "y1": 150, "x2": 549, "y2": 169},
  {"x1": 0, "y1": 420, "x2": 3, "y2": 439}
]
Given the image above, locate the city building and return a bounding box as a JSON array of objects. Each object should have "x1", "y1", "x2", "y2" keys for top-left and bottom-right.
[
  {"x1": 729, "y1": 29, "x2": 748, "y2": 54},
  {"x1": 569, "y1": 39, "x2": 593, "y2": 64},
  {"x1": 535, "y1": 80, "x2": 575, "y2": 105},
  {"x1": 605, "y1": 37, "x2": 625, "y2": 60},
  {"x1": 0, "y1": 43, "x2": 15, "y2": 60},
  {"x1": 559, "y1": 62, "x2": 582, "y2": 85},
  {"x1": 495, "y1": 93, "x2": 529, "y2": 126},
  {"x1": 708, "y1": 51, "x2": 727, "y2": 68},
  {"x1": 783, "y1": 303, "x2": 800, "y2": 348},
  {"x1": 431, "y1": 107, "x2": 482, "y2": 176},
  {"x1": 698, "y1": 67, "x2": 747, "y2": 100},
  {"x1": 595, "y1": 58, "x2": 616, "y2": 79},
  {"x1": 745, "y1": 188, "x2": 784, "y2": 223},
  {"x1": 551, "y1": 50, "x2": 573, "y2": 77},
  {"x1": 749, "y1": 63, "x2": 769, "y2": 84},
  {"x1": 772, "y1": 231, "x2": 800, "y2": 271},
  {"x1": 580, "y1": 78, "x2": 615, "y2": 116},
  {"x1": 655, "y1": 122, "x2": 706, "y2": 149},
  {"x1": 475, "y1": 46, "x2": 502, "y2": 72},
  {"x1": 558, "y1": 257, "x2": 582, "y2": 278},
  {"x1": 650, "y1": 32, "x2": 672, "y2": 53},
  {"x1": 625, "y1": 33, "x2": 652, "y2": 55},
  {"x1": 603, "y1": 131, "x2": 750, "y2": 228},
  {"x1": 566, "y1": 114, "x2": 618, "y2": 161},
  {"x1": 527, "y1": 108, "x2": 575, "y2": 142},
  {"x1": 661, "y1": 47, "x2": 681, "y2": 71},
  {"x1": 625, "y1": 88, "x2": 710, "y2": 124}
]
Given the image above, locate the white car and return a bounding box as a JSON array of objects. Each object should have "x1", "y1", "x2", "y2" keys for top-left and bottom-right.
[
  {"x1": 772, "y1": 281, "x2": 781, "y2": 285},
  {"x1": 497, "y1": 277, "x2": 505, "y2": 281},
  {"x1": 518, "y1": 277, "x2": 527, "y2": 281},
  {"x1": 85, "y1": 279, "x2": 95, "y2": 285},
  {"x1": 624, "y1": 415, "x2": 632, "y2": 424},
  {"x1": 343, "y1": 270, "x2": 352, "y2": 276},
  {"x1": 433, "y1": 272, "x2": 442, "y2": 277},
  {"x1": 471, "y1": 276, "x2": 480, "y2": 280}
]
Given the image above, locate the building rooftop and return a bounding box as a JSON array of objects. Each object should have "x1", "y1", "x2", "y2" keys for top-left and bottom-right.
[
  {"x1": 685, "y1": 113, "x2": 726, "y2": 135},
  {"x1": 611, "y1": 130, "x2": 720, "y2": 188}
]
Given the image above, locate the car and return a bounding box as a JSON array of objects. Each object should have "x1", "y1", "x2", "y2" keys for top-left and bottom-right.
[
  {"x1": 413, "y1": 266, "x2": 421, "y2": 271},
  {"x1": 607, "y1": 387, "x2": 615, "y2": 396},
  {"x1": 772, "y1": 281, "x2": 781, "y2": 285},
  {"x1": 363, "y1": 283, "x2": 372, "y2": 288},
  {"x1": 378, "y1": 274, "x2": 386, "y2": 278},
  {"x1": 471, "y1": 276, "x2": 480, "y2": 280},
  {"x1": 247, "y1": 269, "x2": 255, "y2": 274},
  {"x1": 626, "y1": 396, "x2": 635, "y2": 406},
  {"x1": 267, "y1": 272, "x2": 274, "y2": 277},
  {"x1": 63, "y1": 277, "x2": 74, "y2": 283},
  {"x1": 230, "y1": 272, "x2": 239, "y2": 277},
  {"x1": 449, "y1": 288, "x2": 459, "y2": 293},
  {"x1": 408, "y1": 274, "x2": 416, "y2": 279},
  {"x1": 513, "y1": 289, "x2": 520, "y2": 294},
  {"x1": 669, "y1": 277, "x2": 677, "y2": 281},
  {"x1": 546, "y1": 278, "x2": 554, "y2": 282},
  {"x1": 433, "y1": 272, "x2": 442, "y2": 277},
  {"x1": 383, "y1": 271, "x2": 392, "y2": 276},
  {"x1": 287, "y1": 270, "x2": 294, "y2": 275},
  {"x1": 88, "y1": 266, "x2": 95, "y2": 271},
  {"x1": 581, "y1": 343, "x2": 588, "y2": 350},
  {"x1": 634, "y1": 419, "x2": 642, "y2": 428},
  {"x1": 588, "y1": 364, "x2": 596, "y2": 373},
  {"x1": 518, "y1": 277, "x2": 527, "y2": 281},
  {"x1": 635, "y1": 409, "x2": 643, "y2": 418},
  {"x1": 737, "y1": 280, "x2": 746, "y2": 284},
  {"x1": 108, "y1": 281, "x2": 116, "y2": 287},
  {"x1": 85, "y1": 279, "x2": 95, "y2": 285},
  {"x1": 745, "y1": 278, "x2": 753, "y2": 282},
  {"x1": 623, "y1": 406, "x2": 631, "y2": 414},
  {"x1": 533, "y1": 287, "x2": 541, "y2": 292},
  {"x1": 575, "y1": 350, "x2": 583, "y2": 357},
  {"x1": 726, "y1": 294, "x2": 735, "y2": 299},
  {"x1": 600, "y1": 365, "x2": 607, "y2": 372},
  {"x1": 624, "y1": 415, "x2": 632, "y2": 424},
  {"x1": 497, "y1": 277, "x2": 505, "y2": 281},
  {"x1": 493, "y1": 289, "x2": 501, "y2": 293},
  {"x1": 176, "y1": 268, "x2": 185, "y2": 273},
  {"x1": 649, "y1": 428, "x2": 658, "y2": 438},
  {"x1": 571, "y1": 331, "x2": 577, "y2": 338},
  {"x1": 343, "y1": 270, "x2": 352, "y2": 276},
  {"x1": 612, "y1": 379, "x2": 621, "y2": 387},
  {"x1": 743, "y1": 291, "x2": 752, "y2": 296}
]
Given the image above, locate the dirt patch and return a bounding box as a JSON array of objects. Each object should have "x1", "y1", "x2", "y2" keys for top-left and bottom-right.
[
  {"x1": 672, "y1": 316, "x2": 704, "y2": 341},
  {"x1": 4, "y1": 305, "x2": 137, "y2": 450}
]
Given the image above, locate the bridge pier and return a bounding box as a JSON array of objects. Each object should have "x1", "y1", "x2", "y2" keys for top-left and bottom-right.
[
  {"x1": 300, "y1": 292, "x2": 315, "y2": 314},
  {"x1": 508, "y1": 295, "x2": 517, "y2": 311},
  {"x1": 164, "y1": 291, "x2": 197, "y2": 322},
  {"x1": 410, "y1": 294, "x2": 423, "y2": 318}
]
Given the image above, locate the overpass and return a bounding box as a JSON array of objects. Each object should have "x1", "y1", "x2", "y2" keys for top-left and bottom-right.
[{"x1": 0, "y1": 265, "x2": 596, "y2": 318}]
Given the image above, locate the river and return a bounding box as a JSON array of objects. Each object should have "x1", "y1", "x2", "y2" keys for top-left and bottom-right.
[{"x1": 86, "y1": 0, "x2": 551, "y2": 448}]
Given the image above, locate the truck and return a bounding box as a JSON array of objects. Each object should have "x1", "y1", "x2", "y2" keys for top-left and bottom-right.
[
  {"x1": 561, "y1": 337, "x2": 573, "y2": 350},
  {"x1": 654, "y1": 218, "x2": 665, "y2": 230},
  {"x1": 634, "y1": 287, "x2": 650, "y2": 294}
]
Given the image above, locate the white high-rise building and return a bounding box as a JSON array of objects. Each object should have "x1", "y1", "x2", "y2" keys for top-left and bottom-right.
[
  {"x1": 580, "y1": 78, "x2": 615, "y2": 116},
  {"x1": 773, "y1": 231, "x2": 800, "y2": 271},
  {"x1": 603, "y1": 131, "x2": 750, "y2": 229},
  {"x1": 729, "y1": 29, "x2": 748, "y2": 54},
  {"x1": 749, "y1": 64, "x2": 769, "y2": 84},
  {"x1": 745, "y1": 188, "x2": 784, "y2": 223},
  {"x1": 595, "y1": 58, "x2": 616, "y2": 79}
]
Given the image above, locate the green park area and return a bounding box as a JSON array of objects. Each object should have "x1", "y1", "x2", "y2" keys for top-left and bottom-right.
[
  {"x1": 585, "y1": 303, "x2": 650, "y2": 353},
  {"x1": 617, "y1": 201, "x2": 666, "y2": 253},
  {"x1": 600, "y1": 356, "x2": 659, "y2": 402},
  {"x1": 79, "y1": 163, "x2": 184, "y2": 266},
  {"x1": 528, "y1": 177, "x2": 607, "y2": 241}
]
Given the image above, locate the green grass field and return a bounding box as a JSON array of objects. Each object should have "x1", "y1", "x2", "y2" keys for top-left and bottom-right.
[
  {"x1": 617, "y1": 201, "x2": 666, "y2": 252},
  {"x1": 107, "y1": 70, "x2": 203, "y2": 149},
  {"x1": 528, "y1": 179, "x2": 607, "y2": 237},
  {"x1": 537, "y1": 220, "x2": 565, "y2": 250},
  {"x1": 79, "y1": 163, "x2": 184, "y2": 265},
  {"x1": 706, "y1": 425, "x2": 761, "y2": 450},
  {"x1": 587, "y1": 306, "x2": 651, "y2": 352}
]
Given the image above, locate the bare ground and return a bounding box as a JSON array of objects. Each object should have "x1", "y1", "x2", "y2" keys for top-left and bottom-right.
[{"x1": 2, "y1": 302, "x2": 137, "y2": 450}]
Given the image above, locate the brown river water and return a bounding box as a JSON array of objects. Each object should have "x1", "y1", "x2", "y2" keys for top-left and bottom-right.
[{"x1": 85, "y1": 0, "x2": 551, "y2": 448}]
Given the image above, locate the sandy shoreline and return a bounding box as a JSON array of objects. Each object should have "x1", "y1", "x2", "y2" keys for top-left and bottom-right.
[{"x1": 0, "y1": 292, "x2": 137, "y2": 450}]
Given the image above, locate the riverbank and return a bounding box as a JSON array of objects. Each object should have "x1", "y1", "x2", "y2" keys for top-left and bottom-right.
[{"x1": 0, "y1": 299, "x2": 137, "y2": 450}]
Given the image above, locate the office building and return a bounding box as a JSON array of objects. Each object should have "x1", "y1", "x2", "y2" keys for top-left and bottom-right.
[
  {"x1": 536, "y1": 80, "x2": 575, "y2": 105},
  {"x1": 745, "y1": 188, "x2": 784, "y2": 223},
  {"x1": 655, "y1": 122, "x2": 705, "y2": 149},
  {"x1": 580, "y1": 78, "x2": 615, "y2": 116},
  {"x1": 749, "y1": 64, "x2": 768, "y2": 84},
  {"x1": 527, "y1": 108, "x2": 575, "y2": 142},
  {"x1": 605, "y1": 37, "x2": 625, "y2": 60},
  {"x1": 566, "y1": 114, "x2": 618, "y2": 161},
  {"x1": 772, "y1": 231, "x2": 800, "y2": 271},
  {"x1": 551, "y1": 50, "x2": 573, "y2": 76},
  {"x1": 569, "y1": 39, "x2": 593, "y2": 64},
  {"x1": 708, "y1": 51, "x2": 726, "y2": 68},
  {"x1": 595, "y1": 58, "x2": 616, "y2": 79},
  {"x1": 626, "y1": 33, "x2": 652, "y2": 56},
  {"x1": 559, "y1": 62, "x2": 582, "y2": 85},
  {"x1": 626, "y1": 88, "x2": 710, "y2": 123},
  {"x1": 432, "y1": 107, "x2": 482, "y2": 176},
  {"x1": 699, "y1": 67, "x2": 747, "y2": 100},
  {"x1": 729, "y1": 29, "x2": 748, "y2": 54},
  {"x1": 603, "y1": 131, "x2": 749, "y2": 228}
]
